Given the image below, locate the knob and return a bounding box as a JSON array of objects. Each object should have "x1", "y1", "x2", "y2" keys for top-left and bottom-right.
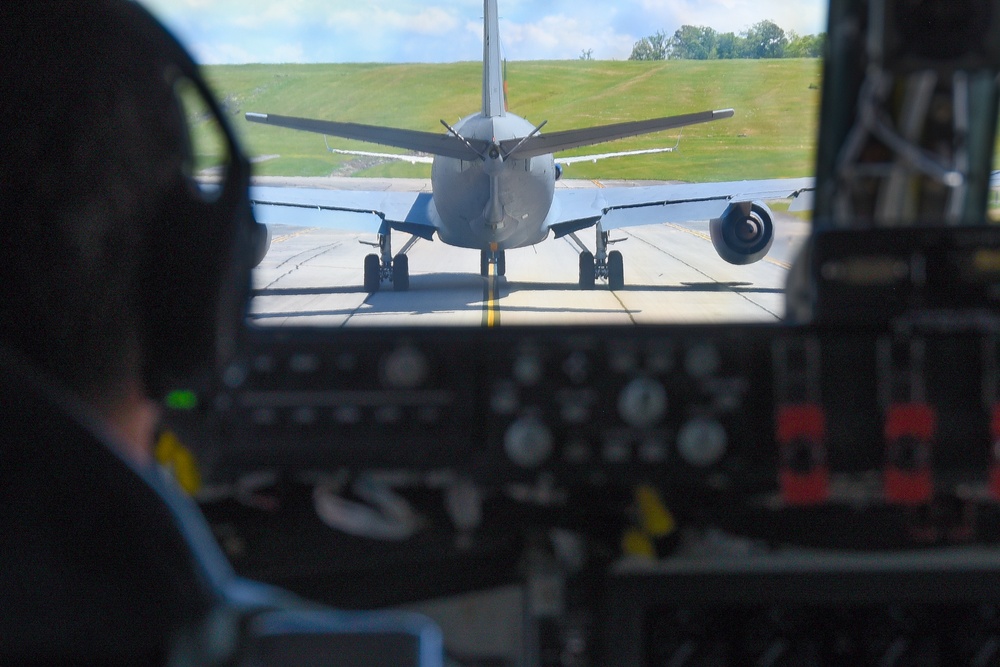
[
  {"x1": 677, "y1": 418, "x2": 727, "y2": 467},
  {"x1": 504, "y1": 416, "x2": 553, "y2": 467},
  {"x1": 618, "y1": 377, "x2": 667, "y2": 428},
  {"x1": 381, "y1": 345, "x2": 429, "y2": 389},
  {"x1": 685, "y1": 343, "x2": 721, "y2": 378},
  {"x1": 513, "y1": 352, "x2": 544, "y2": 386}
]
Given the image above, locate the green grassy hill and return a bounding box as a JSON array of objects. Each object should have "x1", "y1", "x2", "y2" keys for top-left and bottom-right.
[{"x1": 197, "y1": 59, "x2": 823, "y2": 182}]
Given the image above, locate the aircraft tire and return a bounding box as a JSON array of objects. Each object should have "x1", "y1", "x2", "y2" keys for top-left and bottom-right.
[
  {"x1": 480, "y1": 250, "x2": 490, "y2": 277},
  {"x1": 497, "y1": 250, "x2": 506, "y2": 277},
  {"x1": 393, "y1": 253, "x2": 410, "y2": 292},
  {"x1": 363, "y1": 254, "x2": 381, "y2": 292},
  {"x1": 608, "y1": 250, "x2": 624, "y2": 290},
  {"x1": 579, "y1": 251, "x2": 595, "y2": 290}
]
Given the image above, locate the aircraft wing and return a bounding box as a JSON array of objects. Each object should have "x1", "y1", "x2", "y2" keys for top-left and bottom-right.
[
  {"x1": 249, "y1": 185, "x2": 440, "y2": 240},
  {"x1": 556, "y1": 146, "x2": 678, "y2": 165},
  {"x1": 546, "y1": 177, "x2": 815, "y2": 237},
  {"x1": 326, "y1": 148, "x2": 433, "y2": 164}
]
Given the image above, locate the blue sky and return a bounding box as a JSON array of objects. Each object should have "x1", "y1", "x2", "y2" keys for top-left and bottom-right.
[{"x1": 139, "y1": 0, "x2": 828, "y2": 64}]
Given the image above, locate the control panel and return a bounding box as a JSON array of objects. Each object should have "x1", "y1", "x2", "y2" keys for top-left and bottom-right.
[
  {"x1": 177, "y1": 321, "x2": 1000, "y2": 510},
  {"x1": 605, "y1": 549, "x2": 1000, "y2": 666}
]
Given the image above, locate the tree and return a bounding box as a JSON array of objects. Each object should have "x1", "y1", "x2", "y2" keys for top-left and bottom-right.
[
  {"x1": 629, "y1": 30, "x2": 669, "y2": 61},
  {"x1": 785, "y1": 31, "x2": 825, "y2": 58},
  {"x1": 715, "y1": 32, "x2": 744, "y2": 59},
  {"x1": 667, "y1": 25, "x2": 718, "y2": 60},
  {"x1": 579, "y1": 48, "x2": 594, "y2": 61},
  {"x1": 630, "y1": 23, "x2": 822, "y2": 61},
  {"x1": 742, "y1": 20, "x2": 787, "y2": 58}
]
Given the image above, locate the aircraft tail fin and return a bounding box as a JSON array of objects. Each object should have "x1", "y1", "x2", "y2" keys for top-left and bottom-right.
[{"x1": 482, "y1": 0, "x2": 505, "y2": 118}]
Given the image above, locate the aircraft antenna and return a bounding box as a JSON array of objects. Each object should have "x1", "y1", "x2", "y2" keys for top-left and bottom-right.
[
  {"x1": 503, "y1": 120, "x2": 548, "y2": 160},
  {"x1": 440, "y1": 120, "x2": 487, "y2": 160}
]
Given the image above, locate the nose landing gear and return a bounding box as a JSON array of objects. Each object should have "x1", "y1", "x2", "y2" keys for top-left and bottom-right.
[{"x1": 480, "y1": 249, "x2": 506, "y2": 277}]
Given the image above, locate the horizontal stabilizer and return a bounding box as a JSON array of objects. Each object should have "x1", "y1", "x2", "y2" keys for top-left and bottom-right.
[
  {"x1": 246, "y1": 112, "x2": 487, "y2": 161},
  {"x1": 503, "y1": 109, "x2": 734, "y2": 160}
]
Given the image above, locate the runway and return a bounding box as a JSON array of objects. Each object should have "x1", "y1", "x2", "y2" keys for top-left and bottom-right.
[{"x1": 248, "y1": 178, "x2": 810, "y2": 327}]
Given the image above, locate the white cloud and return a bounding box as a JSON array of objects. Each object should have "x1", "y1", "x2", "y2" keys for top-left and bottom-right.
[
  {"x1": 640, "y1": 0, "x2": 826, "y2": 36},
  {"x1": 499, "y1": 14, "x2": 636, "y2": 60},
  {"x1": 232, "y1": 4, "x2": 306, "y2": 29},
  {"x1": 139, "y1": 0, "x2": 828, "y2": 64},
  {"x1": 326, "y1": 5, "x2": 459, "y2": 36}
]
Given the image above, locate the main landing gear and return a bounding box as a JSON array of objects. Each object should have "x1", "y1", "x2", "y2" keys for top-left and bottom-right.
[
  {"x1": 363, "y1": 227, "x2": 409, "y2": 292},
  {"x1": 480, "y1": 249, "x2": 506, "y2": 277},
  {"x1": 578, "y1": 222, "x2": 624, "y2": 290}
]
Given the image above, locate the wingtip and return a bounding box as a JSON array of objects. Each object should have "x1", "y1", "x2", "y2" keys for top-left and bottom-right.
[
  {"x1": 245, "y1": 112, "x2": 268, "y2": 122},
  {"x1": 714, "y1": 108, "x2": 736, "y2": 119}
]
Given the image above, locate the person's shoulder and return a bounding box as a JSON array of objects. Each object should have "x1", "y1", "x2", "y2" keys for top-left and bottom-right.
[{"x1": 0, "y1": 347, "x2": 215, "y2": 661}]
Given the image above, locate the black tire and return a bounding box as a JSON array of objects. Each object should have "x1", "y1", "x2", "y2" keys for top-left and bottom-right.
[
  {"x1": 363, "y1": 254, "x2": 380, "y2": 292},
  {"x1": 579, "y1": 251, "x2": 595, "y2": 290},
  {"x1": 392, "y1": 253, "x2": 409, "y2": 292},
  {"x1": 480, "y1": 250, "x2": 490, "y2": 277},
  {"x1": 608, "y1": 250, "x2": 624, "y2": 290},
  {"x1": 496, "y1": 250, "x2": 506, "y2": 277}
]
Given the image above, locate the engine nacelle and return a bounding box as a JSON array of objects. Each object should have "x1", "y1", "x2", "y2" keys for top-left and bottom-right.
[
  {"x1": 709, "y1": 201, "x2": 774, "y2": 265},
  {"x1": 252, "y1": 220, "x2": 271, "y2": 268}
]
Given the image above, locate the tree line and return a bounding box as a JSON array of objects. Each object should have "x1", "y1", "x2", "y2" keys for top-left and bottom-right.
[{"x1": 629, "y1": 21, "x2": 824, "y2": 61}]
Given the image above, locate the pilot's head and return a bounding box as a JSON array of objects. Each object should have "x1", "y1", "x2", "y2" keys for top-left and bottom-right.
[{"x1": 0, "y1": 1, "x2": 254, "y2": 413}]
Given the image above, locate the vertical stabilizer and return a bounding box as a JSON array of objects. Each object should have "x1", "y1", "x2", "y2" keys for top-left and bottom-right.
[{"x1": 482, "y1": 0, "x2": 505, "y2": 118}]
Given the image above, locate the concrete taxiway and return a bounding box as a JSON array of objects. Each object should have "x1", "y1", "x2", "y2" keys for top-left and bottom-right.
[{"x1": 248, "y1": 177, "x2": 810, "y2": 327}]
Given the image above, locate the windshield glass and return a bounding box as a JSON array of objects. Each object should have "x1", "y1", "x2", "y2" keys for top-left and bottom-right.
[{"x1": 141, "y1": 0, "x2": 827, "y2": 327}]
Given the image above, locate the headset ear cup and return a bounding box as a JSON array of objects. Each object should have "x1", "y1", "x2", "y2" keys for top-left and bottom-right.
[
  {"x1": 142, "y1": 185, "x2": 220, "y2": 392},
  {"x1": 114, "y1": 0, "x2": 255, "y2": 396}
]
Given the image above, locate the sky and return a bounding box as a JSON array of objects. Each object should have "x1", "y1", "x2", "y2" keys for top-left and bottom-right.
[{"x1": 139, "y1": 0, "x2": 828, "y2": 64}]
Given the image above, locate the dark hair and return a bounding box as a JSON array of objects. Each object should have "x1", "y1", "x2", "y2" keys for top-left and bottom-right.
[{"x1": 0, "y1": 2, "x2": 194, "y2": 402}]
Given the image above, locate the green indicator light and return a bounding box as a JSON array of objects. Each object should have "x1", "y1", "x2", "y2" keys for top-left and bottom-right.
[{"x1": 165, "y1": 389, "x2": 198, "y2": 411}]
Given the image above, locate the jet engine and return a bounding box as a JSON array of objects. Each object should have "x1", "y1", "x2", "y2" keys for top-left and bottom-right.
[
  {"x1": 709, "y1": 201, "x2": 774, "y2": 265},
  {"x1": 252, "y1": 219, "x2": 271, "y2": 268}
]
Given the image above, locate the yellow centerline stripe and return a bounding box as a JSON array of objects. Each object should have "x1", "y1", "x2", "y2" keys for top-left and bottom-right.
[
  {"x1": 487, "y1": 264, "x2": 499, "y2": 327},
  {"x1": 482, "y1": 262, "x2": 501, "y2": 327},
  {"x1": 271, "y1": 227, "x2": 319, "y2": 244},
  {"x1": 663, "y1": 222, "x2": 791, "y2": 270}
]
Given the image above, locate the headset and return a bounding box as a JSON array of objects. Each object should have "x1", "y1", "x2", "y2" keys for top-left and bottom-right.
[{"x1": 111, "y1": 0, "x2": 258, "y2": 396}]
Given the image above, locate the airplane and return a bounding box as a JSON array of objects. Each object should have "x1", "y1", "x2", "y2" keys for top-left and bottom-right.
[{"x1": 245, "y1": 0, "x2": 814, "y2": 292}]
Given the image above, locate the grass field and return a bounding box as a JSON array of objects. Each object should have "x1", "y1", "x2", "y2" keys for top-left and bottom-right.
[{"x1": 196, "y1": 59, "x2": 823, "y2": 182}]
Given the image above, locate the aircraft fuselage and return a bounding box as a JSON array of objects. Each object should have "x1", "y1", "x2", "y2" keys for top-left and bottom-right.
[{"x1": 431, "y1": 112, "x2": 556, "y2": 250}]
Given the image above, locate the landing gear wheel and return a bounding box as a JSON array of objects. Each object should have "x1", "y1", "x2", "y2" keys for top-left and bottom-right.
[
  {"x1": 496, "y1": 250, "x2": 506, "y2": 277},
  {"x1": 579, "y1": 251, "x2": 595, "y2": 290},
  {"x1": 363, "y1": 253, "x2": 380, "y2": 292},
  {"x1": 608, "y1": 250, "x2": 624, "y2": 290},
  {"x1": 392, "y1": 253, "x2": 409, "y2": 292},
  {"x1": 480, "y1": 250, "x2": 490, "y2": 277}
]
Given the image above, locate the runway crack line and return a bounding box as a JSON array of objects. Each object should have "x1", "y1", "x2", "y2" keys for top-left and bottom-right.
[
  {"x1": 624, "y1": 229, "x2": 782, "y2": 320},
  {"x1": 339, "y1": 297, "x2": 371, "y2": 328},
  {"x1": 264, "y1": 241, "x2": 344, "y2": 289},
  {"x1": 342, "y1": 236, "x2": 421, "y2": 327},
  {"x1": 609, "y1": 290, "x2": 638, "y2": 324},
  {"x1": 563, "y1": 235, "x2": 638, "y2": 323}
]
